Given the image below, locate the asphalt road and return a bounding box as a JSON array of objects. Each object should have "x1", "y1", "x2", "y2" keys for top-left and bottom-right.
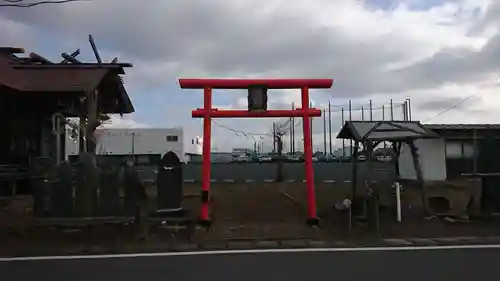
[{"x1": 2, "y1": 248, "x2": 500, "y2": 281}]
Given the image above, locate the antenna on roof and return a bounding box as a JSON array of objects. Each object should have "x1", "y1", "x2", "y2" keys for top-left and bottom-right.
[{"x1": 88, "y1": 34, "x2": 102, "y2": 64}]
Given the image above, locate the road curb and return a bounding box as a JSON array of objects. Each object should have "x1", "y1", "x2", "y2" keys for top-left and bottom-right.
[
  {"x1": 155, "y1": 236, "x2": 500, "y2": 251},
  {"x1": 4, "y1": 236, "x2": 500, "y2": 258},
  {"x1": 379, "y1": 236, "x2": 500, "y2": 247}
]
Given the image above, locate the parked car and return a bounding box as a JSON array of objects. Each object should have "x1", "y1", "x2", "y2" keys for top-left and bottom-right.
[
  {"x1": 323, "y1": 155, "x2": 337, "y2": 162},
  {"x1": 258, "y1": 156, "x2": 273, "y2": 162},
  {"x1": 286, "y1": 155, "x2": 301, "y2": 162},
  {"x1": 376, "y1": 155, "x2": 392, "y2": 162},
  {"x1": 235, "y1": 155, "x2": 251, "y2": 162}
]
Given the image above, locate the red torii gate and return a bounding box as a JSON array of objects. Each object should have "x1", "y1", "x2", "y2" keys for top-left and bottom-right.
[{"x1": 179, "y1": 78, "x2": 333, "y2": 227}]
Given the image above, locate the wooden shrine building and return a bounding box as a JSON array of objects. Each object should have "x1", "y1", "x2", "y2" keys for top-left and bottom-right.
[{"x1": 0, "y1": 46, "x2": 134, "y2": 196}]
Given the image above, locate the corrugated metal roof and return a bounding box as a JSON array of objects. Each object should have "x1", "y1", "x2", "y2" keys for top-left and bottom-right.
[
  {"x1": 0, "y1": 49, "x2": 134, "y2": 114},
  {"x1": 1, "y1": 55, "x2": 110, "y2": 92},
  {"x1": 424, "y1": 124, "x2": 500, "y2": 130},
  {"x1": 337, "y1": 121, "x2": 439, "y2": 141}
]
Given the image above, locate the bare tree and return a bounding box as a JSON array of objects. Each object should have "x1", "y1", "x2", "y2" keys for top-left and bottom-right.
[
  {"x1": 66, "y1": 111, "x2": 111, "y2": 153},
  {"x1": 0, "y1": 0, "x2": 89, "y2": 7},
  {"x1": 274, "y1": 118, "x2": 292, "y2": 182}
]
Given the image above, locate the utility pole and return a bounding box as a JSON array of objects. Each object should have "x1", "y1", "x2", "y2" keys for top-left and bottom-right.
[
  {"x1": 341, "y1": 107, "x2": 345, "y2": 157},
  {"x1": 289, "y1": 117, "x2": 293, "y2": 154},
  {"x1": 348, "y1": 100, "x2": 352, "y2": 156},
  {"x1": 292, "y1": 102, "x2": 295, "y2": 154},
  {"x1": 369, "y1": 99, "x2": 373, "y2": 121},
  {"x1": 382, "y1": 104, "x2": 386, "y2": 149},
  {"x1": 273, "y1": 122, "x2": 276, "y2": 152},
  {"x1": 390, "y1": 98, "x2": 394, "y2": 121},
  {"x1": 131, "y1": 132, "x2": 135, "y2": 155},
  {"x1": 323, "y1": 108, "x2": 327, "y2": 155},
  {"x1": 402, "y1": 102, "x2": 407, "y2": 121},
  {"x1": 407, "y1": 98, "x2": 412, "y2": 121},
  {"x1": 328, "y1": 100, "x2": 332, "y2": 155}
]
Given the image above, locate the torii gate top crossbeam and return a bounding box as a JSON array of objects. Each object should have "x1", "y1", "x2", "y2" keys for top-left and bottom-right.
[{"x1": 179, "y1": 78, "x2": 333, "y2": 89}]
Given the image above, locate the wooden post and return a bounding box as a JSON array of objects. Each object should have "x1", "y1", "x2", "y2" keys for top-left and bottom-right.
[
  {"x1": 365, "y1": 141, "x2": 379, "y2": 233},
  {"x1": 75, "y1": 89, "x2": 100, "y2": 217},
  {"x1": 407, "y1": 140, "x2": 429, "y2": 212},
  {"x1": 392, "y1": 141, "x2": 402, "y2": 179},
  {"x1": 349, "y1": 141, "x2": 360, "y2": 232},
  {"x1": 86, "y1": 89, "x2": 99, "y2": 154},
  {"x1": 351, "y1": 141, "x2": 359, "y2": 201},
  {"x1": 79, "y1": 101, "x2": 86, "y2": 153}
]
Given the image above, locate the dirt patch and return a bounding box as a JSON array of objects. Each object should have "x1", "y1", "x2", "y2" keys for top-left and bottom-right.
[{"x1": 183, "y1": 181, "x2": 500, "y2": 241}]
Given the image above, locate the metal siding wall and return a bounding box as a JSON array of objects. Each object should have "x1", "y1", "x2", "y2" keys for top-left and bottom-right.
[{"x1": 398, "y1": 138, "x2": 447, "y2": 181}]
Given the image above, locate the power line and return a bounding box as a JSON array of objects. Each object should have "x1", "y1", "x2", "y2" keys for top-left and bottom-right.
[
  {"x1": 211, "y1": 119, "x2": 272, "y2": 137},
  {"x1": 0, "y1": 0, "x2": 89, "y2": 7},
  {"x1": 422, "y1": 93, "x2": 478, "y2": 123}
]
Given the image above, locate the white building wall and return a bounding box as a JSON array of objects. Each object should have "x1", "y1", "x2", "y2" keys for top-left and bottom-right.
[
  {"x1": 398, "y1": 138, "x2": 447, "y2": 181},
  {"x1": 65, "y1": 128, "x2": 184, "y2": 160},
  {"x1": 186, "y1": 136, "x2": 203, "y2": 155}
]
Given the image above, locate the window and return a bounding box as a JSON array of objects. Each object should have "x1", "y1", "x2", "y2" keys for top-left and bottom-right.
[
  {"x1": 166, "y1": 135, "x2": 178, "y2": 142},
  {"x1": 445, "y1": 140, "x2": 477, "y2": 159},
  {"x1": 445, "y1": 141, "x2": 462, "y2": 159},
  {"x1": 463, "y1": 142, "x2": 475, "y2": 158}
]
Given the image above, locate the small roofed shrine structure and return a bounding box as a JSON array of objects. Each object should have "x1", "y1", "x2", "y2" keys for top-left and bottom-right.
[
  {"x1": 337, "y1": 121, "x2": 440, "y2": 229},
  {"x1": 0, "y1": 40, "x2": 134, "y2": 199}
]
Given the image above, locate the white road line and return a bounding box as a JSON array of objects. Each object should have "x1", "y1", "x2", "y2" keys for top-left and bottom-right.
[{"x1": 2, "y1": 244, "x2": 500, "y2": 262}]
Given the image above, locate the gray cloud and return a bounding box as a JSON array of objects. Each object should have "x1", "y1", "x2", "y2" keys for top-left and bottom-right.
[
  {"x1": 1, "y1": 0, "x2": 500, "y2": 151},
  {"x1": 2, "y1": 0, "x2": 497, "y2": 100},
  {"x1": 393, "y1": 32, "x2": 500, "y2": 91}
]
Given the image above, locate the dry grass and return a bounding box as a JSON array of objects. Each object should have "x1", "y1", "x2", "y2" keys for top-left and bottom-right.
[{"x1": 0, "y1": 179, "x2": 489, "y2": 243}]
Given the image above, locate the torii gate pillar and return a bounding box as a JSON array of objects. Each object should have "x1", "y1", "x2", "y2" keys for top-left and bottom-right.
[{"x1": 179, "y1": 78, "x2": 334, "y2": 228}]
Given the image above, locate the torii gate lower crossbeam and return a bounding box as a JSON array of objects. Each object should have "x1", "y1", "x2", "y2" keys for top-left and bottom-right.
[{"x1": 179, "y1": 78, "x2": 334, "y2": 227}]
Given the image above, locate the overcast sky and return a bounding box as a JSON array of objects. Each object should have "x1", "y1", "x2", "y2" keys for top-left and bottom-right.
[{"x1": 1, "y1": 0, "x2": 499, "y2": 152}]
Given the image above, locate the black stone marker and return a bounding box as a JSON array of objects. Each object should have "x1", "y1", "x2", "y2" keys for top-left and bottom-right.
[{"x1": 156, "y1": 151, "x2": 183, "y2": 215}]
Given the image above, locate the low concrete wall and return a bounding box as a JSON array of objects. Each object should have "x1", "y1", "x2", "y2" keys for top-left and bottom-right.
[{"x1": 138, "y1": 162, "x2": 395, "y2": 182}]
